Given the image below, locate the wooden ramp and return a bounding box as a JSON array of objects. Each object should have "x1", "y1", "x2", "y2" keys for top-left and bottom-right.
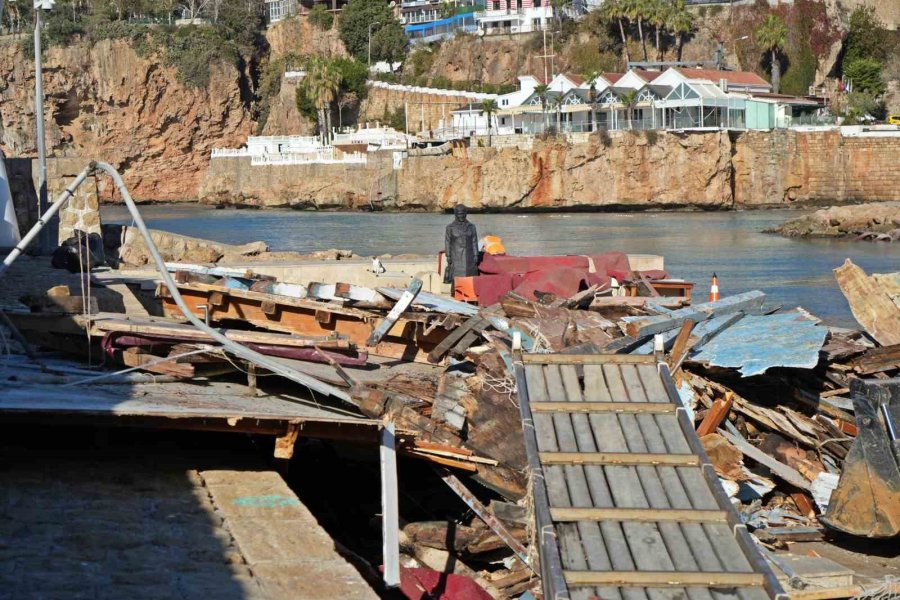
[{"x1": 513, "y1": 353, "x2": 786, "y2": 600}]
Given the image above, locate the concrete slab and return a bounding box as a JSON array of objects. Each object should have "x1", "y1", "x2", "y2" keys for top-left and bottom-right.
[{"x1": 0, "y1": 429, "x2": 378, "y2": 600}]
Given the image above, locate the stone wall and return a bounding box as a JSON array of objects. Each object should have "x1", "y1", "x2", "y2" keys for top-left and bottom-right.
[
  {"x1": 359, "y1": 85, "x2": 490, "y2": 134},
  {"x1": 732, "y1": 130, "x2": 900, "y2": 206},
  {"x1": 198, "y1": 129, "x2": 899, "y2": 212}
]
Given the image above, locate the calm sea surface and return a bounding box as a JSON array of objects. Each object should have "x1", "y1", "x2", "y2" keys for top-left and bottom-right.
[{"x1": 102, "y1": 205, "x2": 899, "y2": 327}]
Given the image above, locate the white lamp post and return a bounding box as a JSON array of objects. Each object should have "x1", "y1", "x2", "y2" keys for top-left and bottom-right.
[
  {"x1": 34, "y1": 0, "x2": 55, "y2": 254},
  {"x1": 368, "y1": 21, "x2": 381, "y2": 70}
]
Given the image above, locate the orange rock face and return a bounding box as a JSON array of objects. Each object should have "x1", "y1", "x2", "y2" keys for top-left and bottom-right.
[{"x1": 0, "y1": 39, "x2": 254, "y2": 202}]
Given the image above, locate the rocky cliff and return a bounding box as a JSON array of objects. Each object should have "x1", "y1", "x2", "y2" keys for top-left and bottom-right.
[{"x1": 0, "y1": 38, "x2": 255, "y2": 202}]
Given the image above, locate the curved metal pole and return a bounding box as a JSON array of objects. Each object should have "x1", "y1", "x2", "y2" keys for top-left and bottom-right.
[{"x1": 1, "y1": 162, "x2": 352, "y2": 404}]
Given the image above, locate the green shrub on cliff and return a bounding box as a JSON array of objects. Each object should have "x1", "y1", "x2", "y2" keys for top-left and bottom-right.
[
  {"x1": 309, "y1": 4, "x2": 334, "y2": 30},
  {"x1": 339, "y1": 0, "x2": 407, "y2": 64},
  {"x1": 843, "y1": 57, "x2": 885, "y2": 95}
]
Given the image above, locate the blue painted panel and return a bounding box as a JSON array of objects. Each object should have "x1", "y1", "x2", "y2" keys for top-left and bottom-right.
[{"x1": 692, "y1": 310, "x2": 827, "y2": 377}]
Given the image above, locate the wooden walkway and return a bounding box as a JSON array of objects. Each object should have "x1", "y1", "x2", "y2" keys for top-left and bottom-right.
[{"x1": 513, "y1": 353, "x2": 786, "y2": 600}]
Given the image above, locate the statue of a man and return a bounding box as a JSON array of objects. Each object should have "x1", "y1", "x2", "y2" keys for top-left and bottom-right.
[{"x1": 444, "y1": 204, "x2": 479, "y2": 285}]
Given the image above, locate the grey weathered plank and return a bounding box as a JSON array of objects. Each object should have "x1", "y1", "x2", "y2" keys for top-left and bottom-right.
[
  {"x1": 676, "y1": 466, "x2": 720, "y2": 510},
  {"x1": 620, "y1": 364, "x2": 650, "y2": 403},
  {"x1": 584, "y1": 364, "x2": 614, "y2": 403},
  {"x1": 703, "y1": 523, "x2": 754, "y2": 573}
]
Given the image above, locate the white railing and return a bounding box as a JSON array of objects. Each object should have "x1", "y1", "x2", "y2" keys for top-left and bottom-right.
[
  {"x1": 250, "y1": 150, "x2": 368, "y2": 166},
  {"x1": 368, "y1": 80, "x2": 498, "y2": 101},
  {"x1": 211, "y1": 148, "x2": 252, "y2": 158}
]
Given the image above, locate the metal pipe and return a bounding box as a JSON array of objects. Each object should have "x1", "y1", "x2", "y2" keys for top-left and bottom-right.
[
  {"x1": 1, "y1": 162, "x2": 353, "y2": 404},
  {"x1": 0, "y1": 164, "x2": 92, "y2": 277}
]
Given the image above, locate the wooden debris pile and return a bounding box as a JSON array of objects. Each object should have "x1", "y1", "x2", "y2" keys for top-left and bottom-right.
[{"x1": 4, "y1": 252, "x2": 898, "y2": 600}]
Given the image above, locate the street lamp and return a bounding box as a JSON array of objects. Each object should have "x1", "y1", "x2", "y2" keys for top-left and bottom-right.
[
  {"x1": 34, "y1": 0, "x2": 55, "y2": 255},
  {"x1": 368, "y1": 21, "x2": 381, "y2": 70},
  {"x1": 732, "y1": 35, "x2": 749, "y2": 69}
]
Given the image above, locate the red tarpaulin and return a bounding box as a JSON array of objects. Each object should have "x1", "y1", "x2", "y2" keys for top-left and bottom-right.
[
  {"x1": 395, "y1": 566, "x2": 493, "y2": 600},
  {"x1": 471, "y1": 252, "x2": 664, "y2": 306}
]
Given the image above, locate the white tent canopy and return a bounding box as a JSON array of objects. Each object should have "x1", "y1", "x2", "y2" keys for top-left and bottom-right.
[{"x1": 0, "y1": 151, "x2": 21, "y2": 248}]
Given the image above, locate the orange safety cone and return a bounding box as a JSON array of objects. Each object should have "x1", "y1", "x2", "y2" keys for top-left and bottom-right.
[{"x1": 708, "y1": 273, "x2": 720, "y2": 302}]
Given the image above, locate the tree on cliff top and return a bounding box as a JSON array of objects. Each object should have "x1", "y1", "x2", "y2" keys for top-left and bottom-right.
[
  {"x1": 302, "y1": 58, "x2": 343, "y2": 144},
  {"x1": 600, "y1": 0, "x2": 630, "y2": 64},
  {"x1": 481, "y1": 99, "x2": 498, "y2": 147},
  {"x1": 339, "y1": 0, "x2": 407, "y2": 65},
  {"x1": 842, "y1": 6, "x2": 891, "y2": 66},
  {"x1": 756, "y1": 13, "x2": 787, "y2": 93}
]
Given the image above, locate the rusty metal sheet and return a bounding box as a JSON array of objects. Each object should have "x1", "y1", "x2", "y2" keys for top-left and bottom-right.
[{"x1": 692, "y1": 310, "x2": 827, "y2": 377}]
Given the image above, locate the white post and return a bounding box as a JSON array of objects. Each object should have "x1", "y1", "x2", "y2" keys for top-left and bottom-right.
[
  {"x1": 34, "y1": 3, "x2": 52, "y2": 254},
  {"x1": 380, "y1": 421, "x2": 400, "y2": 588}
]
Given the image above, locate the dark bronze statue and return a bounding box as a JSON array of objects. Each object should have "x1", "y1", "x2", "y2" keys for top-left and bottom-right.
[{"x1": 443, "y1": 204, "x2": 478, "y2": 284}]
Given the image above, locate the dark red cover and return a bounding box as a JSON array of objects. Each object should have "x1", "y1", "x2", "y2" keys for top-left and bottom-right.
[
  {"x1": 394, "y1": 566, "x2": 493, "y2": 600},
  {"x1": 472, "y1": 252, "x2": 634, "y2": 305}
]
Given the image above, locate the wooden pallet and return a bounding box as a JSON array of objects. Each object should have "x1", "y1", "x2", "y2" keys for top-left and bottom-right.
[{"x1": 515, "y1": 353, "x2": 786, "y2": 600}]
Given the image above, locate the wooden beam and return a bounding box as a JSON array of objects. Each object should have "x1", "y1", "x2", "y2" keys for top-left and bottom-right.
[
  {"x1": 367, "y1": 278, "x2": 423, "y2": 346},
  {"x1": 523, "y1": 353, "x2": 657, "y2": 365},
  {"x1": 623, "y1": 290, "x2": 766, "y2": 338},
  {"x1": 551, "y1": 508, "x2": 728, "y2": 523},
  {"x1": 721, "y1": 428, "x2": 810, "y2": 491},
  {"x1": 531, "y1": 402, "x2": 676, "y2": 414},
  {"x1": 667, "y1": 319, "x2": 696, "y2": 377},
  {"x1": 564, "y1": 571, "x2": 765, "y2": 587},
  {"x1": 540, "y1": 452, "x2": 699, "y2": 466},
  {"x1": 696, "y1": 391, "x2": 733, "y2": 437}
]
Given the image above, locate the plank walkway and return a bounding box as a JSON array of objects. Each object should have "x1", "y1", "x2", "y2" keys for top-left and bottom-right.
[{"x1": 513, "y1": 353, "x2": 786, "y2": 600}]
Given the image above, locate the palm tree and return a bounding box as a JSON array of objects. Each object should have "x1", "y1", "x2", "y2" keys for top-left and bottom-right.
[
  {"x1": 647, "y1": 0, "x2": 667, "y2": 61},
  {"x1": 585, "y1": 71, "x2": 600, "y2": 132},
  {"x1": 620, "y1": 89, "x2": 639, "y2": 129},
  {"x1": 668, "y1": 0, "x2": 693, "y2": 63},
  {"x1": 303, "y1": 58, "x2": 343, "y2": 144},
  {"x1": 756, "y1": 13, "x2": 787, "y2": 93},
  {"x1": 551, "y1": 95, "x2": 563, "y2": 133},
  {"x1": 535, "y1": 83, "x2": 550, "y2": 132},
  {"x1": 601, "y1": 0, "x2": 631, "y2": 65},
  {"x1": 623, "y1": 0, "x2": 649, "y2": 62},
  {"x1": 481, "y1": 99, "x2": 498, "y2": 146}
]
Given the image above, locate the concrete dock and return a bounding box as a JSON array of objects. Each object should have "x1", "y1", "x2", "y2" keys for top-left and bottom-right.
[{"x1": 0, "y1": 428, "x2": 378, "y2": 600}]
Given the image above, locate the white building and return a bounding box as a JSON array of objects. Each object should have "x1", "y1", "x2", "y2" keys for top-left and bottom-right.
[
  {"x1": 475, "y1": 0, "x2": 553, "y2": 34},
  {"x1": 265, "y1": 0, "x2": 297, "y2": 23}
]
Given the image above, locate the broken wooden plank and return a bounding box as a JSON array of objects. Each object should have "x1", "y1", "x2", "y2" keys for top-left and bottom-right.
[
  {"x1": 696, "y1": 392, "x2": 734, "y2": 437},
  {"x1": 622, "y1": 290, "x2": 766, "y2": 338},
  {"x1": 853, "y1": 344, "x2": 900, "y2": 375},
  {"x1": 367, "y1": 278, "x2": 423, "y2": 346},
  {"x1": 427, "y1": 317, "x2": 488, "y2": 363},
  {"x1": 667, "y1": 318, "x2": 696, "y2": 375},
  {"x1": 438, "y1": 469, "x2": 533, "y2": 571},
  {"x1": 720, "y1": 428, "x2": 811, "y2": 491},
  {"x1": 834, "y1": 260, "x2": 900, "y2": 347}
]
